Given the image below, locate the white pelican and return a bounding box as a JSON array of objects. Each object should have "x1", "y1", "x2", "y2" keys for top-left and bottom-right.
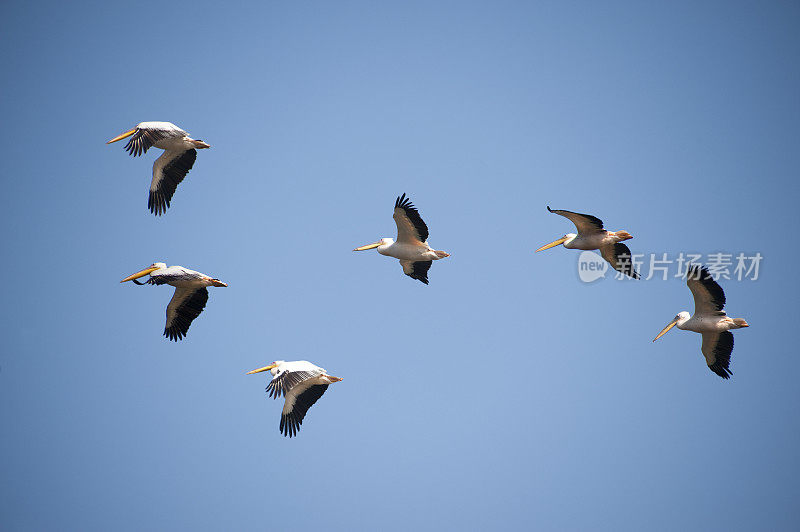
[
  {"x1": 107, "y1": 122, "x2": 210, "y2": 215},
  {"x1": 354, "y1": 193, "x2": 450, "y2": 284},
  {"x1": 120, "y1": 262, "x2": 227, "y2": 341},
  {"x1": 536, "y1": 206, "x2": 639, "y2": 279},
  {"x1": 247, "y1": 360, "x2": 342, "y2": 438},
  {"x1": 653, "y1": 265, "x2": 749, "y2": 379}
]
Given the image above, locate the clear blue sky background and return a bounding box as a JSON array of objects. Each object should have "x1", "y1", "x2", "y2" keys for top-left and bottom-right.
[{"x1": 1, "y1": 1, "x2": 798, "y2": 530}]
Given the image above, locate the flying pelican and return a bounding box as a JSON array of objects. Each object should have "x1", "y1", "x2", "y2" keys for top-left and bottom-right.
[
  {"x1": 247, "y1": 360, "x2": 342, "y2": 438},
  {"x1": 536, "y1": 206, "x2": 639, "y2": 279},
  {"x1": 120, "y1": 262, "x2": 227, "y2": 341},
  {"x1": 653, "y1": 265, "x2": 749, "y2": 379},
  {"x1": 107, "y1": 122, "x2": 210, "y2": 215},
  {"x1": 354, "y1": 193, "x2": 450, "y2": 284}
]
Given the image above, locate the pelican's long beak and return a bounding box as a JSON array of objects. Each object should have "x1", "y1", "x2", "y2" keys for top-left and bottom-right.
[
  {"x1": 246, "y1": 363, "x2": 279, "y2": 375},
  {"x1": 536, "y1": 236, "x2": 568, "y2": 252},
  {"x1": 120, "y1": 266, "x2": 159, "y2": 283},
  {"x1": 353, "y1": 241, "x2": 382, "y2": 251},
  {"x1": 653, "y1": 319, "x2": 679, "y2": 342},
  {"x1": 106, "y1": 128, "x2": 137, "y2": 144}
]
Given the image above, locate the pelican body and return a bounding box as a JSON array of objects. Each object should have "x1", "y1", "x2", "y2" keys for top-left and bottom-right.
[
  {"x1": 373, "y1": 238, "x2": 449, "y2": 261},
  {"x1": 537, "y1": 206, "x2": 639, "y2": 279},
  {"x1": 107, "y1": 121, "x2": 210, "y2": 215},
  {"x1": 354, "y1": 193, "x2": 449, "y2": 284},
  {"x1": 653, "y1": 265, "x2": 749, "y2": 379},
  {"x1": 247, "y1": 360, "x2": 342, "y2": 438},
  {"x1": 121, "y1": 262, "x2": 227, "y2": 341}
]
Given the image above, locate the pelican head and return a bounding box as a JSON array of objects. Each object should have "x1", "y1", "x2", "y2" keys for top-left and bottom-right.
[
  {"x1": 653, "y1": 311, "x2": 691, "y2": 342},
  {"x1": 246, "y1": 361, "x2": 285, "y2": 376},
  {"x1": 536, "y1": 233, "x2": 577, "y2": 252},
  {"x1": 613, "y1": 230, "x2": 633, "y2": 242},
  {"x1": 120, "y1": 262, "x2": 166, "y2": 283},
  {"x1": 192, "y1": 139, "x2": 211, "y2": 149},
  {"x1": 353, "y1": 237, "x2": 393, "y2": 251}
]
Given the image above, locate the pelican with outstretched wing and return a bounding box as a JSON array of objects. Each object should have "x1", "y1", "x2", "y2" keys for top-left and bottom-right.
[
  {"x1": 653, "y1": 265, "x2": 749, "y2": 379},
  {"x1": 121, "y1": 262, "x2": 227, "y2": 341},
  {"x1": 536, "y1": 206, "x2": 639, "y2": 279},
  {"x1": 247, "y1": 360, "x2": 342, "y2": 438},
  {"x1": 107, "y1": 122, "x2": 210, "y2": 215},
  {"x1": 354, "y1": 193, "x2": 450, "y2": 284}
]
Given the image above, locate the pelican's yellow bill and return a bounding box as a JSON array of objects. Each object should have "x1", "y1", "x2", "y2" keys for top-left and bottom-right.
[
  {"x1": 652, "y1": 320, "x2": 678, "y2": 342},
  {"x1": 120, "y1": 266, "x2": 159, "y2": 283},
  {"x1": 106, "y1": 128, "x2": 136, "y2": 144},
  {"x1": 353, "y1": 242, "x2": 382, "y2": 251},
  {"x1": 535, "y1": 236, "x2": 568, "y2": 252},
  {"x1": 246, "y1": 363, "x2": 278, "y2": 375}
]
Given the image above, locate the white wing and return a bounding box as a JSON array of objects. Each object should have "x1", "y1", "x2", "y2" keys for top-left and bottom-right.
[
  {"x1": 547, "y1": 207, "x2": 605, "y2": 235},
  {"x1": 148, "y1": 266, "x2": 205, "y2": 286},
  {"x1": 400, "y1": 259, "x2": 432, "y2": 284},
  {"x1": 124, "y1": 122, "x2": 187, "y2": 157},
  {"x1": 149, "y1": 148, "x2": 197, "y2": 215},
  {"x1": 164, "y1": 286, "x2": 209, "y2": 341},
  {"x1": 393, "y1": 193, "x2": 429, "y2": 244},
  {"x1": 686, "y1": 265, "x2": 726, "y2": 317},
  {"x1": 266, "y1": 362, "x2": 324, "y2": 399},
  {"x1": 599, "y1": 242, "x2": 640, "y2": 279},
  {"x1": 280, "y1": 381, "x2": 329, "y2": 438},
  {"x1": 700, "y1": 331, "x2": 734, "y2": 379}
]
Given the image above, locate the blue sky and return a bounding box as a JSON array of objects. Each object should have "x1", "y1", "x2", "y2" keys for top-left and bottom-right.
[{"x1": 1, "y1": 1, "x2": 798, "y2": 530}]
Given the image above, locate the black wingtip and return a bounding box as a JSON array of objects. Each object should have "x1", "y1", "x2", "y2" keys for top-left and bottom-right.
[
  {"x1": 686, "y1": 264, "x2": 714, "y2": 281},
  {"x1": 395, "y1": 193, "x2": 415, "y2": 210},
  {"x1": 164, "y1": 328, "x2": 185, "y2": 342},
  {"x1": 547, "y1": 205, "x2": 554, "y2": 213},
  {"x1": 408, "y1": 273, "x2": 429, "y2": 284},
  {"x1": 709, "y1": 365, "x2": 733, "y2": 379},
  {"x1": 686, "y1": 264, "x2": 702, "y2": 279},
  {"x1": 707, "y1": 331, "x2": 734, "y2": 379},
  {"x1": 148, "y1": 192, "x2": 170, "y2": 216}
]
